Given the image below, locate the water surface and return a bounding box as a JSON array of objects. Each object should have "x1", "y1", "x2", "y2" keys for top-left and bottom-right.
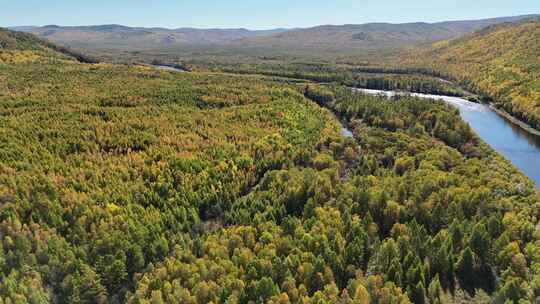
[
  {"x1": 354, "y1": 88, "x2": 540, "y2": 187},
  {"x1": 340, "y1": 124, "x2": 354, "y2": 138},
  {"x1": 150, "y1": 64, "x2": 186, "y2": 72}
]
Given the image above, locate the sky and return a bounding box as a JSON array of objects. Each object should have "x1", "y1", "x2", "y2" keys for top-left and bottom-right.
[{"x1": 1, "y1": 0, "x2": 539, "y2": 29}]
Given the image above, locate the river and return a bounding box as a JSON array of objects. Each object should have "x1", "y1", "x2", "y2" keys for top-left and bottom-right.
[
  {"x1": 150, "y1": 64, "x2": 186, "y2": 72},
  {"x1": 352, "y1": 88, "x2": 540, "y2": 187}
]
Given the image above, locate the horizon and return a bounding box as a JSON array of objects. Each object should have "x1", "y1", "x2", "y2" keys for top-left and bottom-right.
[
  {"x1": 8, "y1": 13, "x2": 540, "y2": 31},
  {"x1": 2, "y1": 0, "x2": 539, "y2": 30}
]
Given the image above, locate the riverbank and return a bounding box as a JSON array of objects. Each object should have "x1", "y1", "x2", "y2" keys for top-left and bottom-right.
[
  {"x1": 347, "y1": 67, "x2": 540, "y2": 137},
  {"x1": 442, "y1": 86, "x2": 540, "y2": 138},
  {"x1": 432, "y1": 78, "x2": 540, "y2": 137},
  {"x1": 488, "y1": 105, "x2": 540, "y2": 137},
  {"x1": 351, "y1": 71, "x2": 540, "y2": 138},
  {"x1": 351, "y1": 87, "x2": 540, "y2": 187}
]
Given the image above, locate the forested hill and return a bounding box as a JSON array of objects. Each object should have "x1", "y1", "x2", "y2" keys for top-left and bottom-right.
[
  {"x1": 0, "y1": 28, "x2": 66, "y2": 55},
  {"x1": 0, "y1": 27, "x2": 96, "y2": 63},
  {"x1": 403, "y1": 20, "x2": 540, "y2": 130},
  {"x1": 2, "y1": 27, "x2": 540, "y2": 304}
]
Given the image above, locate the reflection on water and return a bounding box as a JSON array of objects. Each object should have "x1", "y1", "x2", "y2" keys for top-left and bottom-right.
[{"x1": 354, "y1": 88, "x2": 540, "y2": 187}]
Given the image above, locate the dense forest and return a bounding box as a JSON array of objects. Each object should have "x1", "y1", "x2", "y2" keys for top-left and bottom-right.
[
  {"x1": 1, "y1": 27, "x2": 540, "y2": 304},
  {"x1": 184, "y1": 61, "x2": 466, "y2": 98}
]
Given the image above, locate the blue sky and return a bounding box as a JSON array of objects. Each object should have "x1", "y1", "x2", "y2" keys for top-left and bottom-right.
[{"x1": 2, "y1": 0, "x2": 539, "y2": 29}]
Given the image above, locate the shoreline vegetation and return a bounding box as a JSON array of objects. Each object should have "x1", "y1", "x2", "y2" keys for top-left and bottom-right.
[
  {"x1": 334, "y1": 65, "x2": 540, "y2": 137},
  {"x1": 489, "y1": 105, "x2": 540, "y2": 137},
  {"x1": 351, "y1": 75, "x2": 540, "y2": 139},
  {"x1": 352, "y1": 72, "x2": 540, "y2": 138}
]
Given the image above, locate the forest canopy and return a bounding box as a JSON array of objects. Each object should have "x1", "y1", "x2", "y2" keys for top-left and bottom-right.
[{"x1": 1, "y1": 27, "x2": 540, "y2": 304}]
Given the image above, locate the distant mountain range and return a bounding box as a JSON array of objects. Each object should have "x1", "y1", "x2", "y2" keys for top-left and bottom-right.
[
  {"x1": 10, "y1": 14, "x2": 539, "y2": 52},
  {"x1": 9, "y1": 24, "x2": 290, "y2": 49},
  {"x1": 236, "y1": 15, "x2": 539, "y2": 51}
]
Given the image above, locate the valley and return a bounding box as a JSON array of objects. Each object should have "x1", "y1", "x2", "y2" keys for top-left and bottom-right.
[
  {"x1": 1, "y1": 10, "x2": 540, "y2": 304},
  {"x1": 144, "y1": 60, "x2": 540, "y2": 187}
]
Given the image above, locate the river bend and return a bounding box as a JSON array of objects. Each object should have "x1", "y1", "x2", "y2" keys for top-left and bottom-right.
[{"x1": 353, "y1": 88, "x2": 540, "y2": 187}]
